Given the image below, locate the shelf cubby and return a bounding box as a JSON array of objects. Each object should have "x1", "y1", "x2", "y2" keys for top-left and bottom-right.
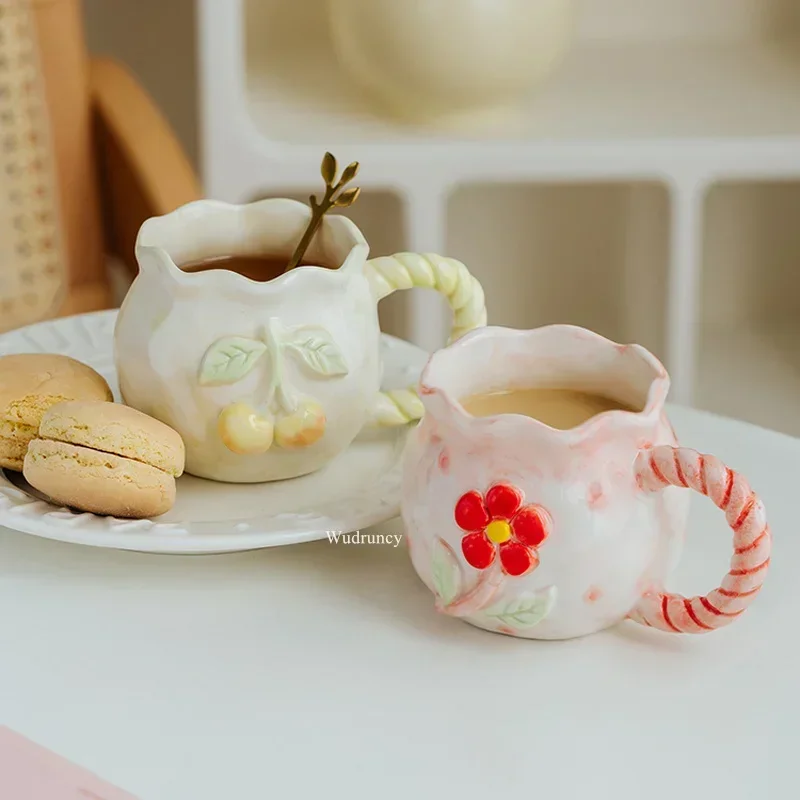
[
  {"x1": 698, "y1": 181, "x2": 800, "y2": 436},
  {"x1": 446, "y1": 182, "x2": 670, "y2": 355}
]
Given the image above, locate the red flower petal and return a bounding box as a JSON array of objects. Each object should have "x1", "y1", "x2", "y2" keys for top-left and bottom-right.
[
  {"x1": 454, "y1": 490, "x2": 490, "y2": 531},
  {"x1": 512, "y1": 505, "x2": 550, "y2": 547},
  {"x1": 499, "y1": 541, "x2": 538, "y2": 576},
  {"x1": 485, "y1": 483, "x2": 523, "y2": 520},
  {"x1": 461, "y1": 531, "x2": 496, "y2": 570}
]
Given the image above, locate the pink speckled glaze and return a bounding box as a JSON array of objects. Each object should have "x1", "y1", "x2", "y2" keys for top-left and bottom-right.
[{"x1": 401, "y1": 325, "x2": 771, "y2": 640}]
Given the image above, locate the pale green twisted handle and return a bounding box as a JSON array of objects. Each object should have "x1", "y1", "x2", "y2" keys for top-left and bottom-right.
[{"x1": 365, "y1": 253, "x2": 487, "y2": 427}]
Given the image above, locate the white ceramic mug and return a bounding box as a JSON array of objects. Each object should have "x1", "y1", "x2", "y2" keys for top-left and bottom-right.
[
  {"x1": 113, "y1": 198, "x2": 486, "y2": 483},
  {"x1": 402, "y1": 325, "x2": 772, "y2": 640}
]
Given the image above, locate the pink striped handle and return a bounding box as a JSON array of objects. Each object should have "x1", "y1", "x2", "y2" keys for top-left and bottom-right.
[{"x1": 630, "y1": 445, "x2": 771, "y2": 634}]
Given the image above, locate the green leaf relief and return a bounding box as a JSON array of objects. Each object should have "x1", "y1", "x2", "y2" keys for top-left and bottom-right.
[
  {"x1": 483, "y1": 586, "x2": 557, "y2": 630},
  {"x1": 431, "y1": 538, "x2": 462, "y2": 605},
  {"x1": 284, "y1": 326, "x2": 349, "y2": 377},
  {"x1": 198, "y1": 337, "x2": 268, "y2": 386}
]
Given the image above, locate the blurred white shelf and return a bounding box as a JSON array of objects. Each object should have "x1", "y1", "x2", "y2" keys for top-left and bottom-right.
[
  {"x1": 698, "y1": 318, "x2": 800, "y2": 437},
  {"x1": 236, "y1": 39, "x2": 800, "y2": 190},
  {"x1": 245, "y1": 41, "x2": 800, "y2": 146},
  {"x1": 203, "y1": 0, "x2": 800, "y2": 190}
]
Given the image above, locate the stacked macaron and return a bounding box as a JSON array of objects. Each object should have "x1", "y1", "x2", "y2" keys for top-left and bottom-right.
[
  {"x1": 24, "y1": 401, "x2": 185, "y2": 519},
  {"x1": 0, "y1": 354, "x2": 113, "y2": 471},
  {"x1": 0, "y1": 354, "x2": 185, "y2": 519}
]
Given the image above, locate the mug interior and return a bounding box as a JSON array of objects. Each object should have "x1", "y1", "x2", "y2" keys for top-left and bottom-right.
[
  {"x1": 422, "y1": 325, "x2": 669, "y2": 423},
  {"x1": 137, "y1": 199, "x2": 368, "y2": 279}
]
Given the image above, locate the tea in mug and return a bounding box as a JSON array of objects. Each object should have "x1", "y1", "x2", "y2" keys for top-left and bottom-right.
[
  {"x1": 180, "y1": 255, "x2": 334, "y2": 282},
  {"x1": 460, "y1": 388, "x2": 636, "y2": 430}
]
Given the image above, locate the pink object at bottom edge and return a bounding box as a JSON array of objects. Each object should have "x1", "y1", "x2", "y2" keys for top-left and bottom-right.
[{"x1": 0, "y1": 727, "x2": 138, "y2": 800}]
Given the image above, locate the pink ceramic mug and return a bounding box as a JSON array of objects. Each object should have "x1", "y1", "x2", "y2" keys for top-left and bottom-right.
[{"x1": 401, "y1": 325, "x2": 771, "y2": 640}]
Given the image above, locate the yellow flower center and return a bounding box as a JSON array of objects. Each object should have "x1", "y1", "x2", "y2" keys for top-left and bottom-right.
[{"x1": 486, "y1": 519, "x2": 512, "y2": 544}]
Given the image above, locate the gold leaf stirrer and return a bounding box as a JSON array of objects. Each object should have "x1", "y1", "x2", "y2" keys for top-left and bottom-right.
[{"x1": 283, "y1": 152, "x2": 361, "y2": 273}]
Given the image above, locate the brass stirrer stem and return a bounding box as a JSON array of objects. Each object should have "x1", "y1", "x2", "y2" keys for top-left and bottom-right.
[{"x1": 284, "y1": 152, "x2": 361, "y2": 273}]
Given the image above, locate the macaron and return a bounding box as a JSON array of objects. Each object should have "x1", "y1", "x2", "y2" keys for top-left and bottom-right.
[
  {"x1": 0, "y1": 354, "x2": 113, "y2": 471},
  {"x1": 23, "y1": 400, "x2": 185, "y2": 519}
]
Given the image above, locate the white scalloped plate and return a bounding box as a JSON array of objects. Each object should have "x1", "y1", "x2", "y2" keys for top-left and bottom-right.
[{"x1": 0, "y1": 310, "x2": 427, "y2": 554}]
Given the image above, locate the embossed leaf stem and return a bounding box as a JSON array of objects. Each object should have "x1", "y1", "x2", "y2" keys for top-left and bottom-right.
[
  {"x1": 436, "y1": 555, "x2": 504, "y2": 618},
  {"x1": 264, "y1": 318, "x2": 296, "y2": 414},
  {"x1": 431, "y1": 537, "x2": 462, "y2": 605}
]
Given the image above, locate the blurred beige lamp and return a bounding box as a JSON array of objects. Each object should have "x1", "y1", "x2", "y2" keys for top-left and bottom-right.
[
  {"x1": 0, "y1": 0, "x2": 200, "y2": 334},
  {"x1": 328, "y1": 0, "x2": 576, "y2": 125}
]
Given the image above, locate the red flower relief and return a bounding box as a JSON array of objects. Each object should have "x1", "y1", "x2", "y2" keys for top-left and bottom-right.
[{"x1": 454, "y1": 483, "x2": 551, "y2": 577}]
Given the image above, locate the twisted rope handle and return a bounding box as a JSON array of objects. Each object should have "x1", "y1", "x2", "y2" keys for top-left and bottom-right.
[
  {"x1": 365, "y1": 253, "x2": 487, "y2": 427},
  {"x1": 629, "y1": 445, "x2": 771, "y2": 634}
]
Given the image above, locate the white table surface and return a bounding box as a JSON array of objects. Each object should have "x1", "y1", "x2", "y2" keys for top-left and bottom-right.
[{"x1": 0, "y1": 405, "x2": 796, "y2": 800}]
